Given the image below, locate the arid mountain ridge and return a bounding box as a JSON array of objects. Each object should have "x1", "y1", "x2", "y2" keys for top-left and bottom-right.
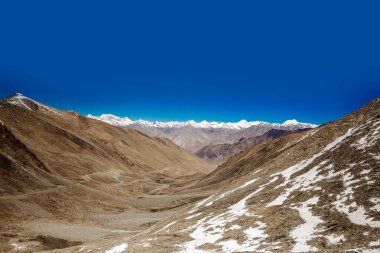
[{"x1": 195, "y1": 129, "x2": 310, "y2": 164}]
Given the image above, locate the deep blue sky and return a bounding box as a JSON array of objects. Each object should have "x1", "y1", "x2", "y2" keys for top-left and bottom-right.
[{"x1": 1, "y1": 1, "x2": 380, "y2": 124}]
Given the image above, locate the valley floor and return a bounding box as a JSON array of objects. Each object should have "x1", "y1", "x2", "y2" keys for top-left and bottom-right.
[{"x1": 0, "y1": 188, "x2": 213, "y2": 252}]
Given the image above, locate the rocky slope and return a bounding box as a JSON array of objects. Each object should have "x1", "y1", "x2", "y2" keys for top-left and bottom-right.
[
  {"x1": 195, "y1": 129, "x2": 309, "y2": 164},
  {"x1": 88, "y1": 115, "x2": 317, "y2": 152},
  {"x1": 0, "y1": 93, "x2": 214, "y2": 252},
  {"x1": 100, "y1": 97, "x2": 380, "y2": 252}
]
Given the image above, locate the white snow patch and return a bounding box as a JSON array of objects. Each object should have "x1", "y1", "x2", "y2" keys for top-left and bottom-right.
[
  {"x1": 334, "y1": 173, "x2": 380, "y2": 228},
  {"x1": 205, "y1": 178, "x2": 258, "y2": 207},
  {"x1": 88, "y1": 114, "x2": 133, "y2": 127},
  {"x1": 216, "y1": 221, "x2": 268, "y2": 252},
  {"x1": 360, "y1": 168, "x2": 372, "y2": 175},
  {"x1": 217, "y1": 240, "x2": 241, "y2": 252},
  {"x1": 179, "y1": 216, "x2": 225, "y2": 252},
  {"x1": 290, "y1": 197, "x2": 322, "y2": 252},
  {"x1": 178, "y1": 177, "x2": 277, "y2": 252},
  {"x1": 188, "y1": 178, "x2": 259, "y2": 215},
  {"x1": 188, "y1": 196, "x2": 213, "y2": 214},
  {"x1": 325, "y1": 234, "x2": 345, "y2": 244},
  {"x1": 155, "y1": 221, "x2": 177, "y2": 233},
  {"x1": 372, "y1": 153, "x2": 380, "y2": 160},
  {"x1": 268, "y1": 128, "x2": 356, "y2": 207},
  {"x1": 229, "y1": 224, "x2": 241, "y2": 230},
  {"x1": 267, "y1": 161, "x2": 330, "y2": 207},
  {"x1": 231, "y1": 177, "x2": 278, "y2": 215},
  {"x1": 162, "y1": 221, "x2": 176, "y2": 230},
  {"x1": 11, "y1": 243, "x2": 26, "y2": 251},
  {"x1": 104, "y1": 243, "x2": 128, "y2": 253},
  {"x1": 7, "y1": 93, "x2": 32, "y2": 110},
  {"x1": 6, "y1": 93, "x2": 61, "y2": 115},
  {"x1": 185, "y1": 212, "x2": 202, "y2": 220},
  {"x1": 352, "y1": 119, "x2": 380, "y2": 150},
  {"x1": 369, "y1": 240, "x2": 380, "y2": 246},
  {"x1": 141, "y1": 242, "x2": 151, "y2": 248}
]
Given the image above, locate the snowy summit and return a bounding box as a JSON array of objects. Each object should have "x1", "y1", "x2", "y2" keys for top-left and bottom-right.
[{"x1": 87, "y1": 114, "x2": 318, "y2": 130}]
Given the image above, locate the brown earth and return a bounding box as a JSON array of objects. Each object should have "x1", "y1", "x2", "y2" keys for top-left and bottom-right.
[{"x1": 0, "y1": 94, "x2": 214, "y2": 252}]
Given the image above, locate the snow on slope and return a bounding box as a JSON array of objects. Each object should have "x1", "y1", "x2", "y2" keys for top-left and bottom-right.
[
  {"x1": 104, "y1": 243, "x2": 128, "y2": 253},
  {"x1": 100, "y1": 98, "x2": 380, "y2": 253},
  {"x1": 4, "y1": 93, "x2": 61, "y2": 115},
  {"x1": 87, "y1": 114, "x2": 318, "y2": 130},
  {"x1": 174, "y1": 119, "x2": 379, "y2": 252}
]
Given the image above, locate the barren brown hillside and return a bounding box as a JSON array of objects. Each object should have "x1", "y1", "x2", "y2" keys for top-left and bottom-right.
[{"x1": 0, "y1": 93, "x2": 214, "y2": 252}]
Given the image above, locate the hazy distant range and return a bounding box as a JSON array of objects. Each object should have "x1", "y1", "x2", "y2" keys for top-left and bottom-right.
[{"x1": 88, "y1": 114, "x2": 318, "y2": 153}]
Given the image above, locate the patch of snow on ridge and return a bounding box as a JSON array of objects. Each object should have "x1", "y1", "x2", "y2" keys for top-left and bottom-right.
[
  {"x1": 229, "y1": 224, "x2": 241, "y2": 230},
  {"x1": 334, "y1": 172, "x2": 380, "y2": 228},
  {"x1": 179, "y1": 216, "x2": 226, "y2": 252},
  {"x1": 6, "y1": 93, "x2": 32, "y2": 110},
  {"x1": 205, "y1": 178, "x2": 258, "y2": 207},
  {"x1": 187, "y1": 178, "x2": 259, "y2": 215},
  {"x1": 290, "y1": 197, "x2": 323, "y2": 252},
  {"x1": 267, "y1": 161, "x2": 329, "y2": 207},
  {"x1": 161, "y1": 221, "x2": 176, "y2": 231},
  {"x1": 325, "y1": 234, "x2": 345, "y2": 244},
  {"x1": 267, "y1": 128, "x2": 356, "y2": 207},
  {"x1": 185, "y1": 212, "x2": 202, "y2": 220},
  {"x1": 352, "y1": 118, "x2": 380, "y2": 150},
  {"x1": 104, "y1": 243, "x2": 128, "y2": 253},
  {"x1": 369, "y1": 240, "x2": 380, "y2": 246},
  {"x1": 178, "y1": 177, "x2": 278, "y2": 252},
  {"x1": 5, "y1": 93, "x2": 61, "y2": 115},
  {"x1": 11, "y1": 242, "x2": 26, "y2": 251},
  {"x1": 187, "y1": 196, "x2": 213, "y2": 214},
  {"x1": 87, "y1": 114, "x2": 318, "y2": 130},
  {"x1": 217, "y1": 221, "x2": 268, "y2": 252},
  {"x1": 155, "y1": 221, "x2": 177, "y2": 233}
]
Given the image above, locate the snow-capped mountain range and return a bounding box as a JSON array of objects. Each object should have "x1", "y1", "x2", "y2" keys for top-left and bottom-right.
[
  {"x1": 88, "y1": 114, "x2": 318, "y2": 153},
  {"x1": 87, "y1": 114, "x2": 318, "y2": 130}
]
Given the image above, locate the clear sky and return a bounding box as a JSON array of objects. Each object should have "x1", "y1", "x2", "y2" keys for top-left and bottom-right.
[{"x1": 1, "y1": 1, "x2": 379, "y2": 124}]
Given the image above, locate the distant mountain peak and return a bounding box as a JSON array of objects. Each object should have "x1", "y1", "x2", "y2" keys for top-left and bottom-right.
[
  {"x1": 87, "y1": 114, "x2": 318, "y2": 130},
  {"x1": 4, "y1": 92, "x2": 35, "y2": 110},
  {"x1": 9, "y1": 92, "x2": 23, "y2": 97},
  {"x1": 87, "y1": 113, "x2": 133, "y2": 127},
  {"x1": 3, "y1": 92, "x2": 60, "y2": 115},
  {"x1": 6, "y1": 92, "x2": 29, "y2": 100},
  {"x1": 282, "y1": 119, "x2": 300, "y2": 126}
]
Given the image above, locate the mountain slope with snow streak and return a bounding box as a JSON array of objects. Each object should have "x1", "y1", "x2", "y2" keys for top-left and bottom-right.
[{"x1": 100, "y1": 97, "x2": 380, "y2": 252}]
